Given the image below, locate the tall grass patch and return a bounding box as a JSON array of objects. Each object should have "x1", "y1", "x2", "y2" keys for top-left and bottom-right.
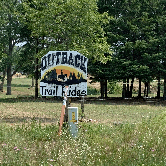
[
  {"x1": 1, "y1": 111, "x2": 166, "y2": 165},
  {"x1": 1, "y1": 77, "x2": 166, "y2": 165}
]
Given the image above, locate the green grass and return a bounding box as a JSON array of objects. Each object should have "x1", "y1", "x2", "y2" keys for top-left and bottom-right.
[
  {"x1": 1, "y1": 77, "x2": 35, "y2": 98},
  {"x1": 0, "y1": 77, "x2": 166, "y2": 165},
  {"x1": 0, "y1": 112, "x2": 166, "y2": 165}
]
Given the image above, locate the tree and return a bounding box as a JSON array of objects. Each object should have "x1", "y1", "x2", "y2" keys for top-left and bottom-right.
[
  {"x1": 22, "y1": 0, "x2": 111, "y2": 98},
  {"x1": 97, "y1": 0, "x2": 165, "y2": 98},
  {"x1": 0, "y1": 0, "x2": 28, "y2": 95},
  {"x1": 88, "y1": 58, "x2": 110, "y2": 99},
  {"x1": 155, "y1": 0, "x2": 166, "y2": 99},
  {"x1": 0, "y1": 46, "x2": 7, "y2": 92},
  {"x1": 23, "y1": 0, "x2": 111, "y2": 60}
]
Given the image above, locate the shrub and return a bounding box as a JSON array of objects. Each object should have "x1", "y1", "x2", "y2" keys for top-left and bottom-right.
[
  {"x1": 108, "y1": 81, "x2": 122, "y2": 94},
  {"x1": 87, "y1": 86, "x2": 100, "y2": 95}
]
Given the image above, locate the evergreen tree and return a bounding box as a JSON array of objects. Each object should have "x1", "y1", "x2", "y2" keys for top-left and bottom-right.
[{"x1": 97, "y1": 0, "x2": 165, "y2": 98}]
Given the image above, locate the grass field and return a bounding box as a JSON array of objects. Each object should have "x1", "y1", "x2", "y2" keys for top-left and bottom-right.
[{"x1": 0, "y1": 77, "x2": 166, "y2": 165}]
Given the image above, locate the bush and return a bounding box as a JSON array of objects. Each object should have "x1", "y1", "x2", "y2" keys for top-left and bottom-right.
[
  {"x1": 108, "y1": 81, "x2": 122, "y2": 94},
  {"x1": 87, "y1": 86, "x2": 100, "y2": 95}
]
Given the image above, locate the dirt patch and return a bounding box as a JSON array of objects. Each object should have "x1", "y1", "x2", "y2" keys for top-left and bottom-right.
[
  {"x1": 12, "y1": 73, "x2": 27, "y2": 78},
  {"x1": 87, "y1": 76, "x2": 100, "y2": 89}
]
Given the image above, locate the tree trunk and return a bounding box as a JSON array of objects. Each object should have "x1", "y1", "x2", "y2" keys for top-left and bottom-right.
[
  {"x1": 138, "y1": 79, "x2": 141, "y2": 98},
  {"x1": 144, "y1": 82, "x2": 149, "y2": 97},
  {"x1": 6, "y1": 39, "x2": 12, "y2": 95},
  {"x1": 144, "y1": 83, "x2": 146, "y2": 97},
  {"x1": 122, "y1": 79, "x2": 126, "y2": 99},
  {"x1": 126, "y1": 78, "x2": 129, "y2": 98},
  {"x1": 157, "y1": 76, "x2": 160, "y2": 98},
  {"x1": 35, "y1": 40, "x2": 39, "y2": 99},
  {"x1": 104, "y1": 79, "x2": 107, "y2": 98},
  {"x1": 6, "y1": 14, "x2": 13, "y2": 95},
  {"x1": 100, "y1": 80, "x2": 104, "y2": 99},
  {"x1": 0, "y1": 83, "x2": 3, "y2": 92},
  {"x1": 147, "y1": 82, "x2": 149, "y2": 97},
  {"x1": 164, "y1": 76, "x2": 166, "y2": 100},
  {"x1": 35, "y1": 57, "x2": 39, "y2": 99},
  {"x1": 129, "y1": 78, "x2": 134, "y2": 98},
  {"x1": 6, "y1": 65, "x2": 12, "y2": 95}
]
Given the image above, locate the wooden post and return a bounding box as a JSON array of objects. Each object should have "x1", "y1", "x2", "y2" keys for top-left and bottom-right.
[
  {"x1": 81, "y1": 96, "x2": 85, "y2": 119},
  {"x1": 58, "y1": 105, "x2": 66, "y2": 136},
  {"x1": 58, "y1": 86, "x2": 68, "y2": 136}
]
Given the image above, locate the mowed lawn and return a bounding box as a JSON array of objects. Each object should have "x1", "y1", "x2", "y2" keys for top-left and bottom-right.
[{"x1": 0, "y1": 77, "x2": 166, "y2": 165}]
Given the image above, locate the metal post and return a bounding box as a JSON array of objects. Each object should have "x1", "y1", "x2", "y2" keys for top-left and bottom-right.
[{"x1": 64, "y1": 97, "x2": 71, "y2": 122}]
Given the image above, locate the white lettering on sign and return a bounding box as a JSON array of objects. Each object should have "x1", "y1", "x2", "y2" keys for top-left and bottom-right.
[{"x1": 40, "y1": 51, "x2": 88, "y2": 97}]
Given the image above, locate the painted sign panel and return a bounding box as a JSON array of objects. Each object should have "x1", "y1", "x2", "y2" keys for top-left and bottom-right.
[{"x1": 40, "y1": 51, "x2": 88, "y2": 97}]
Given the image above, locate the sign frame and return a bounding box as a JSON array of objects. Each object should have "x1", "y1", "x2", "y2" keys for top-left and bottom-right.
[{"x1": 40, "y1": 51, "x2": 88, "y2": 97}]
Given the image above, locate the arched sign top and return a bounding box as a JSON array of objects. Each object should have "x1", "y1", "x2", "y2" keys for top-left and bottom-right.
[{"x1": 40, "y1": 51, "x2": 88, "y2": 97}]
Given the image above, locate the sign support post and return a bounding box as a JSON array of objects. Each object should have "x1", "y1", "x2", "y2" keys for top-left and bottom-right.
[
  {"x1": 58, "y1": 85, "x2": 68, "y2": 136},
  {"x1": 58, "y1": 104, "x2": 65, "y2": 136},
  {"x1": 81, "y1": 96, "x2": 85, "y2": 120}
]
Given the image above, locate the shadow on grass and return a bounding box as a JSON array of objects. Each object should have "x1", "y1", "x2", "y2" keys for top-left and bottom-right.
[
  {"x1": 0, "y1": 96, "x2": 63, "y2": 103},
  {"x1": 0, "y1": 116, "x2": 58, "y2": 124},
  {"x1": 0, "y1": 95, "x2": 165, "y2": 106},
  {"x1": 83, "y1": 96, "x2": 166, "y2": 105},
  {"x1": 3, "y1": 84, "x2": 30, "y2": 87}
]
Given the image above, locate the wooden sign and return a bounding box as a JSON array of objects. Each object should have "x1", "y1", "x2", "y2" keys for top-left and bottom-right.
[{"x1": 40, "y1": 51, "x2": 88, "y2": 97}]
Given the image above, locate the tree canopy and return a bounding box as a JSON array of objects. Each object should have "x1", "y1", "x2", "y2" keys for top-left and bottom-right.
[
  {"x1": 22, "y1": 0, "x2": 111, "y2": 61},
  {"x1": 0, "y1": 0, "x2": 111, "y2": 95},
  {"x1": 87, "y1": 0, "x2": 166, "y2": 98},
  {"x1": 1, "y1": 0, "x2": 166, "y2": 98}
]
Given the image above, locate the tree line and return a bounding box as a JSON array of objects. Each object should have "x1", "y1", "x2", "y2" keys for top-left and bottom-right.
[
  {"x1": 0, "y1": 0, "x2": 110, "y2": 97},
  {"x1": 0, "y1": 0, "x2": 166, "y2": 99},
  {"x1": 89, "y1": 0, "x2": 166, "y2": 99}
]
